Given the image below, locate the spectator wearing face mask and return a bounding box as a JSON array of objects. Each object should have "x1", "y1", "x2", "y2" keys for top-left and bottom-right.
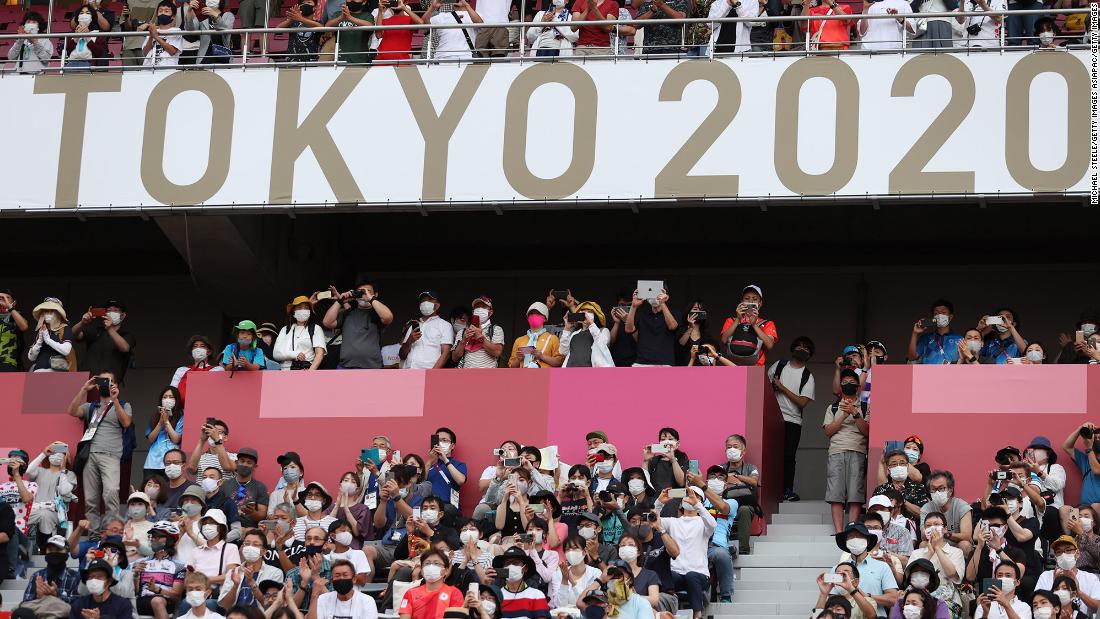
[
  {"x1": 159, "y1": 449, "x2": 195, "y2": 510},
  {"x1": 1051, "y1": 574, "x2": 1092, "y2": 619},
  {"x1": 143, "y1": 386, "x2": 184, "y2": 480},
  {"x1": 888, "y1": 560, "x2": 952, "y2": 619},
  {"x1": 920, "y1": 471, "x2": 973, "y2": 555},
  {"x1": 835, "y1": 522, "x2": 899, "y2": 617},
  {"x1": 621, "y1": 469, "x2": 655, "y2": 513},
  {"x1": 70, "y1": 558, "x2": 134, "y2": 618},
  {"x1": 401, "y1": 292, "x2": 453, "y2": 370},
  {"x1": 323, "y1": 280, "x2": 394, "y2": 370},
  {"x1": 1, "y1": 450, "x2": 35, "y2": 579},
  {"x1": 908, "y1": 512, "x2": 965, "y2": 615},
  {"x1": 1022, "y1": 437, "x2": 1066, "y2": 509},
  {"x1": 1013, "y1": 343, "x2": 1047, "y2": 365},
  {"x1": 721, "y1": 436, "x2": 759, "y2": 556},
  {"x1": 1034, "y1": 536, "x2": 1100, "y2": 610},
  {"x1": 67, "y1": 371, "x2": 132, "y2": 534},
  {"x1": 956, "y1": 329, "x2": 984, "y2": 365},
  {"x1": 626, "y1": 286, "x2": 678, "y2": 367},
  {"x1": 373, "y1": 0, "x2": 423, "y2": 62},
  {"x1": 255, "y1": 323, "x2": 278, "y2": 364},
  {"x1": 427, "y1": 427, "x2": 467, "y2": 510},
  {"x1": 28, "y1": 297, "x2": 76, "y2": 373},
  {"x1": 720, "y1": 285, "x2": 777, "y2": 367},
  {"x1": 221, "y1": 447, "x2": 267, "y2": 530},
  {"x1": 74, "y1": 300, "x2": 136, "y2": 385},
  {"x1": 977, "y1": 309, "x2": 1028, "y2": 364},
  {"x1": 187, "y1": 418, "x2": 236, "y2": 479},
  {"x1": 0, "y1": 289, "x2": 29, "y2": 372},
  {"x1": 527, "y1": 0, "x2": 579, "y2": 56},
  {"x1": 171, "y1": 336, "x2": 223, "y2": 404},
  {"x1": 644, "y1": 428, "x2": 688, "y2": 497},
  {"x1": 1062, "y1": 424, "x2": 1100, "y2": 512},
  {"x1": 1056, "y1": 310, "x2": 1099, "y2": 364},
  {"x1": 65, "y1": 4, "x2": 108, "y2": 68},
  {"x1": 366, "y1": 464, "x2": 425, "y2": 578},
  {"x1": 815, "y1": 562, "x2": 877, "y2": 619},
  {"x1": 279, "y1": 0, "x2": 324, "y2": 62},
  {"x1": 551, "y1": 532, "x2": 605, "y2": 609},
  {"x1": 182, "y1": 0, "x2": 234, "y2": 64},
  {"x1": 25, "y1": 442, "x2": 78, "y2": 548},
  {"x1": 908, "y1": 300, "x2": 962, "y2": 365},
  {"x1": 561, "y1": 302, "x2": 613, "y2": 368},
  {"x1": 833, "y1": 345, "x2": 866, "y2": 398},
  {"x1": 608, "y1": 291, "x2": 638, "y2": 367},
  {"x1": 7, "y1": 13, "x2": 52, "y2": 73},
  {"x1": 966, "y1": 505, "x2": 1040, "y2": 597},
  {"x1": 770, "y1": 336, "x2": 816, "y2": 502},
  {"x1": 824, "y1": 369, "x2": 869, "y2": 533},
  {"x1": 274, "y1": 296, "x2": 327, "y2": 371},
  {"x1": 140, "y1": 1, "x2": 182, "y2": 65},
  {"x1": 873, "y1": 451, "x2": 931, "y2": 521},
  {"x1": 865, "y1": 493, "x2": 915, "y2": 557},
  {"x1": 495, "y1": 546, "x2": 552, "y2": 618},
  {"x1": 876, "y1": 436, "x2": 930, "y2": 487},
  {"x1": 19, "y1": 534, "x2": 81, "y2": 614},
  {"x1": 509, "y1": 302, "x2": 564, "y2": 368},
  {"x1": 453, "y1": 296, "x2": 506, "y2": 369},
  {"x1": 313, "y1": 558, "x2": 376, "y2": 619},
  {"x1": 651, "y1": 487, "x2": 715, "y2": 619},
  {"x1": 220, "y1": 321, "x2": 266, "y2": 372},
  {"x1": 675, "y1": 302, "x2": 713, "y2": 367}
]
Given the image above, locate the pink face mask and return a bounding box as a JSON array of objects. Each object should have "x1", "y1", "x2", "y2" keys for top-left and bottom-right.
[{"x1": 528, "y1": 314, "x2": 546, "y2": 329}]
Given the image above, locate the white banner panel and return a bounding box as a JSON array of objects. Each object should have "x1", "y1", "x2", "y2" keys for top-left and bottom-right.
[{"x1": 0, "y1": 51, "x2": 1091, "y2": 210}]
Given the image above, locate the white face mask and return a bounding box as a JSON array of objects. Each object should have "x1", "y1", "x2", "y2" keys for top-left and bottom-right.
[
  {"x1": 616, "y1": 498, "x2": 625, "y2": 510},
  {"x1": 422, "y1": 564, "x2": 444, "y2": 582},
  {"x1": 161, "y1": 398, "x2": 176, "y2": 410},
  {"x1": 532, "y1": 531, "x2": 544, "y2": 544},
  {"x1": 106, "y1": 311, "x2": 120, "y2": 325},
  {"x1": 1057, "y1": 553, "x2": 1077, "y2": 570},
  {"x1": 1081, "y1": 517, "x2": 1093, "y2": 531},
  {"x1": 1026, "y1": 350, "x2": 1044, "y2": 363},
  {"x1": 438, "y1": 441, "x2": 452, "y2": 455},
  {"x1": 186, "y1": 590, "x2": 208, "y2": 608},
  {"x1": 932, "y1": 314, "x2": 951, "y2": 328},
  {"x1": 565, "y1": 550, "x2": 585, "y2": 566},
  {"x1": 201, "y1": 524, "x2": 219, "y2": 540},
  {"x1": 506, "y1": 565, "x2": 524, "y2": 582},
  {"x1": 304, "y1": 499, "x2": 323, "y2": 512},
  {"x1": 707, "y1": 479, "x2": 726, "y2": 494},
  {"x1": 909, "y1": 572, "x2": 931, "y2": 589},
  {"x1": 1000, "y1": 578, "x2": 1016, "y2": 594},
  {"x1": 595, "y1": 461, "x2": 614, "y2": 474},
  {"x1": 293, "y1": 309, "x2": 311, "y2": 323},
  {"x1": 86, "y1": 578, "x2": 107, "y2": 595},
  {"x1": 204, "y1": 0, "x2": 219, "y2": 7},
  {"x1": 889, "y1": 466, "x2": 909, "y2": 481},
  {"x1": 904, "y1": 449, "x2": 920, "y2": 463},
  {"x1": 726, "y1": 447, "x2": 742, "y2": 462},
  {"x1": 200, "y1": 478, "x2": 220, "y2": 493},
  {"x1": 578, "y1": 527, "x2": 596, "y2": 540},
  {"x1": 460, "y1": 530, "x2": 479, "y2": 545},
  {"x1": 48, "y1": 453, "x2": 65, "y2": 467},
  {"x1": 473, "y1": 308, "x2": 490, "y2": 322},
  {"x1": 334, "y1": 531, "x2": 354, "y2": 546},
  {"x1": 846, "y1": 538, "x2": 868, "y2": 555},
  {"x1": 924, "y1": 525, "x2": 943, "y2": 540},
  {"x1": 164, "y1": 464, "x2": 183, "y2": 480},
  {"x1": 1083, "y1": 324, "x2": 1098, "y2": 338},
  {"x1": 241, "y1": 545, "x2": 262, "y2": 563},
  {"x1": 1003, "y1": 500, "x2": 1019, "y2": 514},
  {"x1": 419, "y1": 301, "x2": 436, "y2": 317},
  {"x1": 421, "y1": 509, "x2": 440, "y2": 524},
  {"x1": 340, "y1": 481, "x2": 357, "y2": 495},
  {"x1": 627, "y1": 479, "x2": 646, "y2": 495},
  {"x1": 1034, "y1": 608, "x2": 1054, "y2": 619},
  {"x1": 967, "y1": 340, "x2": 983, "y2": 354},
  {"x1": 1055, "y1": 590, "x2": 1073, "y2": 606},
  {"x1": 192, "y1": 347, "x2": 208, "y2": 362},
  {"x1": 618, "y1": 546, "x2": 638, "y2": 562},
  {"x1": 481, "y1": 600, "x2": 497, "y2": 616},
  {"x1": 902, "y1": 605, "x2": 922, "y2": 619},
  {"x1": 931, "y1": 490, "x2": 949, "y2": 505},
  {"x1": 25, "y1": 22, "x2": 39, "y2": 34}
]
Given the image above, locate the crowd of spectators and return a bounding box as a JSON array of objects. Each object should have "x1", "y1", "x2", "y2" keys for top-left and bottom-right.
[{"x1": 1, "y1": 0, "x2": 1089, "y2": 71}]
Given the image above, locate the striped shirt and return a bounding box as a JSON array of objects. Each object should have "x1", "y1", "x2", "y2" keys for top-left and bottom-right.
[
  {"x1": 451, "y1": 547, "x2": 494, "y2": 569},
  {"x1": 454, "y1": 324, "x2": 505, "y2": 368},
  {"x1": 501, "y1": 583, "x2": 552, "y2": 619},
  {"x1": 293, "y1": 514, "x2": 337, "y2": 542}
]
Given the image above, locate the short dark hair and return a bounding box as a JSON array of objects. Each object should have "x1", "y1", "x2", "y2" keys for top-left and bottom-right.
[
  {"x1": 879, "y1": 488, "x2": 904, "y2": 504},
  {"x1": 930, "y1": 299, "x2": 954, "y2": 314},
  {"x1": 519, "y1": 446, "x2": 542, "y2": 465},
  {"x1": 862, "y1": 512, "x2": 884, "y2": 527},
  {"x1": 354, "y1": 277, "x2": 379, "y2": 292},
  {"x1": 202, "y1": 466, "x2": 223, "y2": 479},
  {"x1": 790, "y1": 336, "x2": 815, "y2": 356},
  {"x1": 658, "y1": 427, "x2": 679, "y2": 441},
  {"x1": 154, "y1": 0, "x2": 173, "y2": 10},
  {"x1": 835, "y1": 560, "x2": 860, "y2": 579},
  {"x1": 995, "y1": 560, "x2": 1022, "y2": 579},
  {"x1": 327, "y1": 519, "x2": 351, "y2": 534},
  {"x1": 421, "y1": 496, "x2": 444, "y2": 511},
  {"x1": 163, "y1": 448, "x2": 186, "y2": 463},
  {"x1": 922, "y1": 511, "x2": 946, "y2": 526},
  {"x1": 567, "y1": 464, "x2": 592, "y2": 480},
  {"x1": 392, "y1": 464, "x2": 416, "y2": 485},
  {"x1": 884, "y1": 450, "x2": 908, "y2": 464},
  {"x1": 983, "y1": 507, "x2": 1009, "y2": 522},
  {"x1": 21, "y1": 11, "x2": 44, "y2": 25},
  {"x1": 242, "y1": 528, "x2": 266, "y2": 544},
  {"x1": 928, "y1": 470, "x2": 955, "y2": 489},
  {"x1": 435, "y1": 427, "x2": 457, "y2": 443},
  {"x1": 992, "y1": 307, "x2": 1020, "y2": 327},
  {"x1": 330, "y1": 559, "x2": 356, "y2": 577}
]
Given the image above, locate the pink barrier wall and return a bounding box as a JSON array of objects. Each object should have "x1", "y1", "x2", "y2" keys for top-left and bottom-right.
[{"x1": 869, "y1": 365, "x2": 1100, "y2": 504}]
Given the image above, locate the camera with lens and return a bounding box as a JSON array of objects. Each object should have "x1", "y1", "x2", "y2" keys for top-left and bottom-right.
[
  {"x1": 988, "y1": 470, "x2": 1009, "y2": 481},
  {"x1": 1083, "y1": 426, "x2": 1095, "y2": 439},
  {"x1": 965, "y1": 23, "x2": 981, "y2": 35},
  {"x1": 351, "y1": 289, "x2": 366, "y2": 299}
]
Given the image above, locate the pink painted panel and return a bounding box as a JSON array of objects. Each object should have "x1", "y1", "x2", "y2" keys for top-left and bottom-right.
[
  {"x1": 259, "y1": 369, "x2": 426, "y2": 418},
  {"x1": 911, "y1": 364, "x2": 1088, "y2": 414},
  {"x1": 547, "y1": 367, "x2": 749, "y2": 473}
]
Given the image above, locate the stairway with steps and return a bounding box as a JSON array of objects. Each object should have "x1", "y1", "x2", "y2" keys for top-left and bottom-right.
[{"x1": 709, "y1": 501, "x2": 840, "y2": 619}]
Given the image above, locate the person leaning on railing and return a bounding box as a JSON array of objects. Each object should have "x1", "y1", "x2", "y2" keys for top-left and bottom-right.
[
  {"x1": 141, "y1": 1, "x2": 184, "y2": 67},
  {"x1": 65, "y1": 4, "x2": 109, "y2": 69},
  {"x1": 802, "y1": 0, "x2": 855, "y2": 49},
  {"x1": 183, "y1": 0, "x2": 236, "y2": 63},
  {"x1": 527, "y1": 0, "x2": 580, "y2": 57},
  {"x1": 278, "y1": 0, "x2": 324, "y2": 63},
  {"x1": 7, "y1": 12, "x2": 52, "y2": 74},
  {"x1": 955, "y1": 0, "x2": 1004, "y2": 48},
  {"x1": 858, "y1": 0, "x2": 914, "y2": 50},
  {"x1": 374, "y1": 0, "x2": 425, "y2": 62}
]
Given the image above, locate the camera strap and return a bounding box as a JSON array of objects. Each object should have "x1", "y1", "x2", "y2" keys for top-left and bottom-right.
[{"x1": 451, "y1": 11, "x2": 475, "y2": 50}]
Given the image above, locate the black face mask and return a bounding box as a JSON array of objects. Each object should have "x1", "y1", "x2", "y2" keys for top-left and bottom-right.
[
  {"x1": 45, "y1": 553, "x2": 68, "y2": 570},
  {"x1": 299, "y1": 3, "x2": 314, "y2": 14},
  {"x1": 874, "y1": 355, "x2": 886, "y2": 365},
  {"x1": 840, "y1": 383, "x2": 859, "y2": 396},
  {"x1": 791, "y1": 349, "x2": 810, "y2": 362},
  {"x1": 305, "y1": 544, "x2": 325, "y2": 556},
  {"x1": 628, "y1": 524, "x2": 651, "y2": 539},
  {"x1": 332, "y1": 578, "x2": 355, "y2": 595},
  {"x1": 156, "y1": 13, "x2": 173, "y2": 24},
  {"x1": 151, "y1": 540, "x2": 167, "y2": 553}
]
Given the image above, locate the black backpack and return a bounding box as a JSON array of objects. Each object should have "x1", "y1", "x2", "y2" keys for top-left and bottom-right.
[
  {"x1": 771, "y1": 359, "x2": 812, "y2": 411},
  {"x1": 728, "y1": 319, "x2": 772, "y2": 360}
]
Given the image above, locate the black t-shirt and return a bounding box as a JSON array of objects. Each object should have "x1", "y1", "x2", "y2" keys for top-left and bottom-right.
[
  {"x1": 632, "y1": 566, "x2": 661, "y2": 597},
  {"x1": 640, "y1": 533, "x2": 674, "y2": 592},
  {"x1": 69, "y1": 592, "x2": 134, "y2": 618},
  {"x1": 81, "y1": 321, "x2": 137, "y2": 384},
  {"x1": 223, "y1": 477, "x2": 271, "y2": 528},
  {"x1": 633, "y1": 307, "x2": 677, "y2": 366},
  {"x1": 161, "y1": 480, "x2": 197, "y2": 509},
  {"x1": 974, "y1": 516, "x2": 1041, "y2": 580},
  {"x1": 265, "y1": 540, "x2": 306, "y2": 570},
  {"x1": 647, "y1": 452, "x2": 689, "y2": 493},
  {"x1": 675, "y1": 332, "x2": 718, "y2": 367},
  {"x1": 0, "y1": 503, "x2": 14, "y2": 582},
  {"x1": 609, "y1": 320, "x2": 637, "y2": 367}
]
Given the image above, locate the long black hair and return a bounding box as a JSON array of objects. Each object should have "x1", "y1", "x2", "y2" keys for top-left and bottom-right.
[
  {"x1": 72, "y1": 4, "x2": 101, "y2": 30},
  {"x1": 156, "y1": 385, "x2": 184, "y2": 430}
]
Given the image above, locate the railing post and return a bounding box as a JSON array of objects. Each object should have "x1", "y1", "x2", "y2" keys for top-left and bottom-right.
[
  {"x1": 242, "y1": 32, "x2": 249, "y2": 64},
  {"x1": 334, "y1": 30, "x2": 340, "y2": 63},
  {"x1": 901, "y1": 15, "x2": 906, "y2": 51},
  {"x1": 46, "y1": 0, "x2": 54, "y2": 33},
  {"x1": 519, "y1": 21, "x2": 525, "y2": 59},
  {"x1": 999, "y1": 12, "x2": 1005, "y2": 50},
  {"x1": 707, "y1": 19, "x2": 714, "y2": 59}
]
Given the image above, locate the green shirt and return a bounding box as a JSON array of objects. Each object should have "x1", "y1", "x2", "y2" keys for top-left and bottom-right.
[{"x1": 337, "y1": 12, "x2": 374, "y2": 64}]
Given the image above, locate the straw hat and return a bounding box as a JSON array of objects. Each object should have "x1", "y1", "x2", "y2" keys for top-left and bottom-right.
[{"x1": 32, "y1": 297, "x2": 67, "y2": 323}]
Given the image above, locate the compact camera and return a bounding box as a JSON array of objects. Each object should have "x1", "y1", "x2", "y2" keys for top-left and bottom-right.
[{"x1": 966, "y1": 23, "x2": 981, "y2": 36}]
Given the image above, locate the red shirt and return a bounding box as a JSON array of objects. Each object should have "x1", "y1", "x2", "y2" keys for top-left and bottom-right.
[
  {"x1": 377, "y1": 13, "x2": 416, "y2": 61},
  {"x1": 178, "y1": 364, "x2": 219, "y2": 402},
  {"x1": 571, "y1": 0, "x2": 619, "y2": 47},
  {"x1": 802, "y1": 3, "x2": 853, "y2": 49},
  {"x1": 720, "y1": 317, "x2": 779, "y2": 366},
  {"x1": 399, "y1": 584, "x2": 464, "y2": 619}
]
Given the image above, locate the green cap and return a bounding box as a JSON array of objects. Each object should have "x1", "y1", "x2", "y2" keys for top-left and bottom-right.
[
  {"x1": 585, "y1": 430, "x2": 608, "y2": 443},
  {"x1": 232, "y1": 320, "x2": 258, "y2": 348}
]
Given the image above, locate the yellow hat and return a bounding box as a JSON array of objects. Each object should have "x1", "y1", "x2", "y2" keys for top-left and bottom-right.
[
  {"x1": 1052, "y1": 534, "x2": 1078, "y2": 550},
  {"x1": 575, "y1": 301, "x2": 606, "y2": 328},
  {"x1": 286, "y1": 295, "x2": 312, "y2": 314}
]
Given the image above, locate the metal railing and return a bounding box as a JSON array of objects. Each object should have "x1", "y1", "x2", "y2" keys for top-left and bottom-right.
[{"x1": 0, "y1": 6, "x2": 1087, "y2": 72}]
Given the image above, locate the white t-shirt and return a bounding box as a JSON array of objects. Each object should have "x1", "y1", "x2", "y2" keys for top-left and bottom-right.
[
  {"x1": 430, "y1": 11, "x2": 477, "y2": 58},
  {"x1": 860, "y1": 0, "x2": 912, "y2": 50},
  {"x1": 274, "y1": 324, "x2": 328, "y2": 369},
  {"x1": 1035, "y1": 569, "x2": 1100, "y2": 601},
  {"x1": 550, "y1": 564, "x2": 603, "y2": 608},
  {"x1": 768, "y1": 360, "x2": 815, "y2": 425},
  {"x1": 402, "y1": 316, "x2": 452, "y2": 369},
  {"x1": 316, "y1": 590, "x2": 378, "y2": 619},
  {"x1": 960, "y1": 0, "x2": 1005, "y2": 47},
  {"x1": 327, "y1": 548, "x2": 372, "y2": 576},
  {"x1": 661, "y1": 512, "x2": 717, "y2": 576},
  {"x1": 475, "y1": 0, "x2": 510, "y2": 23},
  {"x1": 143, "y1": 27, "x2": 183, "y2": 65},
  {"x1": 179, "y1": 610, "x2": 226, "y2": 619},
  {"x1": 974, "y1": 597, "x2": 1032, "y2": 619}
]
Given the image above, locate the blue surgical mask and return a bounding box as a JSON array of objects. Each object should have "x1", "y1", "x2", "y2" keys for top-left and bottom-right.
[{"x1": 237, "y1": 338, "x2": 250, "y2": 348}]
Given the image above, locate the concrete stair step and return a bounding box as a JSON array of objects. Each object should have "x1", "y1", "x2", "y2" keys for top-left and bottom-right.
[
  {"x1": 708, "y1": 615, "x2": 806, "y2": 619},
  {"x1": 733, "y1": 580, "x2": 820, "y2": 591},
  {"x1": 1, "y1": 578, "x2": 29, "y2": 591},
  {"x1": 754, "y1": 534, "x2": 836, "y2": 545},
  {"x1": 752, "y1": 541, "x2": 840, "y2": 555},
  {"x1": 770, "y1": 513, "x2": 829, "y2": 525},
  {"x1": 737, "y1": 554, "x2": 839, "y2": 568},
  {"x1": 778, "y1": 501, "x2": 832, "y2": 516},
  {"x1": 737, "y1": 567, "x2": 831, "y2": 581},
  {"x1": 709, "y1": 602, "x2": 815, "y2": 615},
  {"x1": 762, "y1": 524, "x2": 836, "y2": 536},
  {"x1": 732, "y1": 590, "x2": 819, "y2": 604}
]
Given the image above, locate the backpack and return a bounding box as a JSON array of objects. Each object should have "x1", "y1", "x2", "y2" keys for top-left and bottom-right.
[
  {"x1": 771, "y1": 359, "x2": 812, "y2": 411},
  {"x1": 727, "y1": 319, "x2": 772, "y2": 362}
]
